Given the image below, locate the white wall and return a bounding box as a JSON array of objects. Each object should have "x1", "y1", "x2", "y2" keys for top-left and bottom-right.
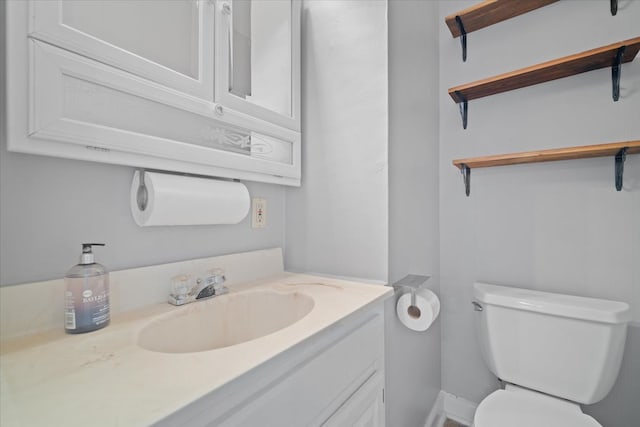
[
  {"x1": 438, "y1": 2, "x2": 640, "y2": 426},
  {"x1": 386, "y1": 0, "x2": 441, "y2": 425},
  {"x1": 285, "y1": 0, "x2": 389, "y2": 282}
]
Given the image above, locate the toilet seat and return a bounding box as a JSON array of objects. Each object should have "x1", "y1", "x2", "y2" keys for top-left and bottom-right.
[{"x1": 474, "y1": 385, "x2": 602, "y2": 427}]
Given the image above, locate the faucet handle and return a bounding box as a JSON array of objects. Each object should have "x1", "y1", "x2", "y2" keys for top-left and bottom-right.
[
  {"x1": 203, "y1": 268, "x2": 228, "y2": 298},
  {"x1": 204, "y1": 268, "x2": 226, "y2": 287},
  {"x1": 169, "y1": 274, "x2": 193, "y2": 304}
]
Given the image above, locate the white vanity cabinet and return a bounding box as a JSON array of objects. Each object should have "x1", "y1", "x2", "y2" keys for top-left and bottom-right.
[
  {"x1": 5, "y1": 0, "x2": 301, "y2": 186},
  {"x1": 159, "y1": 306, "x2": 386, "y2": 427}
]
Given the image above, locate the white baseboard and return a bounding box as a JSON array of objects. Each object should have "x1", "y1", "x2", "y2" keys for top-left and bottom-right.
[
  {"x1": 424, "y1": 391, "x2": 478, "y2": 427},
  {"x1": 443, "y1": 391, "x2": 477, "y2": 425},
  {"x1": 424, "y1": 391, "x2": 444, "y2": 427}
]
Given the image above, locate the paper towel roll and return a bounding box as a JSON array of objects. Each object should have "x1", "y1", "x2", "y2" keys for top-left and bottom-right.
[
  {"x1": 130, "y1": 171, "x2": 250, "y2": 226},
  {"x1": 396, "y1": 288, "x2": 440, "y2": 332}
]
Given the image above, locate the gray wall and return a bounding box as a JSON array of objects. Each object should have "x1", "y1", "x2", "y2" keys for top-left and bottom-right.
[
  {"x1": 285, "y1": 0, "x2": 389, "y2": 281},
  {"x1": 0, "y1": 0, "x2": 285, "y2": 286},
  {"x1": 0, "y1": 146, "x2": 285, "y2": 286},
  {"x1": 438, "y1": 2, "x2": 640, "y2": 426},
  {"x1": 386, "y1": 0, "x2": 441, "y2": 426}
]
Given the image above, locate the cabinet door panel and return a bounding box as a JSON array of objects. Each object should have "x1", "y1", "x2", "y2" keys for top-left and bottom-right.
[
  {"x1": 215, "y1": 0, "x2": 301, "y2": 131},
  {"x1": 30, "y1": 0, "x2": 214, "y2": 100},
  {"x1": 214, "y1": 314, "x2": 383, "y2": 427},
  {"x1": 322, "y1": 373, "x2": 385, "y2": 427},
  {"x1": 28, "y1": 40, "x2": 300, "y2": 183}
]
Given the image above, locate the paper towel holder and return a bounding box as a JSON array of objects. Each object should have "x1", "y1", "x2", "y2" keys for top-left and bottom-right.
[
  {"x1": 388, "y1": 275, "x2": 432, "y2": 310},
  {"x1": 136, "y1": 169, "x2": 149, "y2": 211},
  {"x1": 134, "y1": 168, "x2": 245, "y2": 212}
]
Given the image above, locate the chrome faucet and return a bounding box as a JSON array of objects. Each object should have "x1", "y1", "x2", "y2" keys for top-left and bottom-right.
[{"x1": 169, "y1": 269, "x2": 228, "y2": 306}]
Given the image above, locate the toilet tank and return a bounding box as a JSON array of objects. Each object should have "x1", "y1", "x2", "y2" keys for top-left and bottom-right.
[{"x1": 473, "y1": 283, "x2": 630, "y2": 405}]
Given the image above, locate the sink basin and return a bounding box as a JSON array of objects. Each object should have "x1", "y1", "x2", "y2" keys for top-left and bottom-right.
[{"x1": 138, "y1": 290, "x2": 314, "y2": 353}]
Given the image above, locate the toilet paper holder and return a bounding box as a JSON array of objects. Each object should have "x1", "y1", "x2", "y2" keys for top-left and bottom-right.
[{"x1": 388, "y1": 275, "x2": 431, "y2": 311}]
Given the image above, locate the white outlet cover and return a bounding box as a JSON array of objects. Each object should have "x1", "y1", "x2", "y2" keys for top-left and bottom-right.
[{"x1": 252, "y1": 198, "x2": 266, "y2": 228}]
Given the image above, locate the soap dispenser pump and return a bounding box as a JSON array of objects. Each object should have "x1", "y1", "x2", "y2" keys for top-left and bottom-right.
[{"x1": 64, "y1": 243, "x2": 110, "y2": 334}]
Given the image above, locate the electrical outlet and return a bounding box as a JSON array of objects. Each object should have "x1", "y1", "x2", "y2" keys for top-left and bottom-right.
[{"x1": 252, "y1": 198, "x2": 266, "y2": 228}]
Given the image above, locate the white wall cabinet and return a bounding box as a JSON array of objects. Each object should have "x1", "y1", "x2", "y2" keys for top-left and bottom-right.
[
  {"x1": 158, "y1": 306, "x2": 386, "y2": 427},
  {"x1": 5, "y1": 0, "x2": 301, "y2": 186}
]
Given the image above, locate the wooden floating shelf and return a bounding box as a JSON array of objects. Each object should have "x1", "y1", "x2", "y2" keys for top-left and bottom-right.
[
  {"x1": 449, "y1": 37, "x2": 640, "y2": 103},
  {"x1": 452, "y1": 141, "x2": 639, "y2": 196},
  {"x1": 453, "y1": 141, "x2": 640, "y2": 170},
  {"x1": 450, "y1": 37, "x2": 640, "y2": 103},
  {"x1": 445, "y1": 0, "x2": 559, "y2": 38}
]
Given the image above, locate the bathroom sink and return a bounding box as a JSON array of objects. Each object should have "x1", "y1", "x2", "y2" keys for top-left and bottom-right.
[{"x1": 138, "y1": 290, "x2": 315, "y2": 353}]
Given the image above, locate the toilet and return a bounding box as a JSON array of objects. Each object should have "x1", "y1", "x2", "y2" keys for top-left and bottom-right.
[{"x1": 472, "y1": 282, "x2": 630, "y2": 427}]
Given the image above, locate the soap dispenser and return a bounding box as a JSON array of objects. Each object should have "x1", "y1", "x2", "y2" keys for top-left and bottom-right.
[{"x1": 64, "y1": 243, "x2": 110, "y2": 333}]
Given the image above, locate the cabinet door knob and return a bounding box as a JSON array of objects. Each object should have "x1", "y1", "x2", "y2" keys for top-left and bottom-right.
[
  {"x1": 221, "y1": 3, "x2": 231, "y2": 15},
  {"x1": 215, "y1": 105, "x2": 224, "y2": 116},
  {"x1": 472, "y1": 301, "x2": 484, "y2": 312}
]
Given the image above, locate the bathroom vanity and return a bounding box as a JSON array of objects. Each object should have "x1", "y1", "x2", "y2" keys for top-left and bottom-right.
[{"x1": 0, "y1": 249, "x2": 392, "y2": 426}]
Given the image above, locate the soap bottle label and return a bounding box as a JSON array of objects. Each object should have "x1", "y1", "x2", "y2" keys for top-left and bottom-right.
[{"x1": 64, "y1": 276, "x2": 110, "y2": 332}]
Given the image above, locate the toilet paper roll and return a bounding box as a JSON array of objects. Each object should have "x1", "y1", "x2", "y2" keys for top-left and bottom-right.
[
  {"x1": 130, "y1": 171, "x2": 250, "y2": 226},
  {"x1": 396, "y1": 288, "x2": 440, "y2": 332}
]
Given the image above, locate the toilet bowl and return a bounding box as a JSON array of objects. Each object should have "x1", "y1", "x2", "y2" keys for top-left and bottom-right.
[
  {"x1": 472, "y1": 283, "x2": 630, "y2": 427},
  {"x1": 474, "y1": 385, "x2": 601, "y2": 427}
]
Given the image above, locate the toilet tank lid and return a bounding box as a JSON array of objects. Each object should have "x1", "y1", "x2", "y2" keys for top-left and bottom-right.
[{"x1": 474, "y1": 283, "x2": 631, "y2": 324}]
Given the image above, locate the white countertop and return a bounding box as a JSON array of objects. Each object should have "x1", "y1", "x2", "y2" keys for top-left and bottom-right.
[{"x1": 0, "y1": 272, "x2": 392, "y2": 427}]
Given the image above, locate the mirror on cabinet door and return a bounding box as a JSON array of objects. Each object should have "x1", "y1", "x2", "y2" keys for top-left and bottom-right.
[
  {"x1": 230, "y1": 0, "x2": 292, "y2": 116},
  {"x1": 30, "y1": 0, "x2": 214, "y2": 100},
  {"x1": 216, "y1": 0, "x2": 301, "y2": 131}
]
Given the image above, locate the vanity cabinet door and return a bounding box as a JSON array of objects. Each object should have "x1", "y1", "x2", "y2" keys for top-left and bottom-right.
[
  {"x1": 204, "y1": 313, "x2": 385, "y2": 427},
  {"x1": 322, "y1": 373, "x2": 385, "y2": 427},
  {"x1": 29, "y1": 0, "x2": 214, "y2": 100},
  {"x1": 214, "y1": 0, "x2": 301, "y2": 131}
]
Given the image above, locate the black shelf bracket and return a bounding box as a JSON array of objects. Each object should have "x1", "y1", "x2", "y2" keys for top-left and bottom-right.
[
  {"x1": 460, "y1": 164, "x2": 471, "y2": 196},
  {"x1": 612, "y1": 46, "x2": 626, "y2": 101},
  {"x1": 614, "y1": 147, "x2": 628, "y2": 191},
  {"x1": 455, "y1": 15, "x2": 467, "y2": 62},
  {"x1": 455, "y1": 91, "x2": 468, "y2": 129},
  {"x1": 611, "y1": 0, "x2": 618, "y2": 16}
]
